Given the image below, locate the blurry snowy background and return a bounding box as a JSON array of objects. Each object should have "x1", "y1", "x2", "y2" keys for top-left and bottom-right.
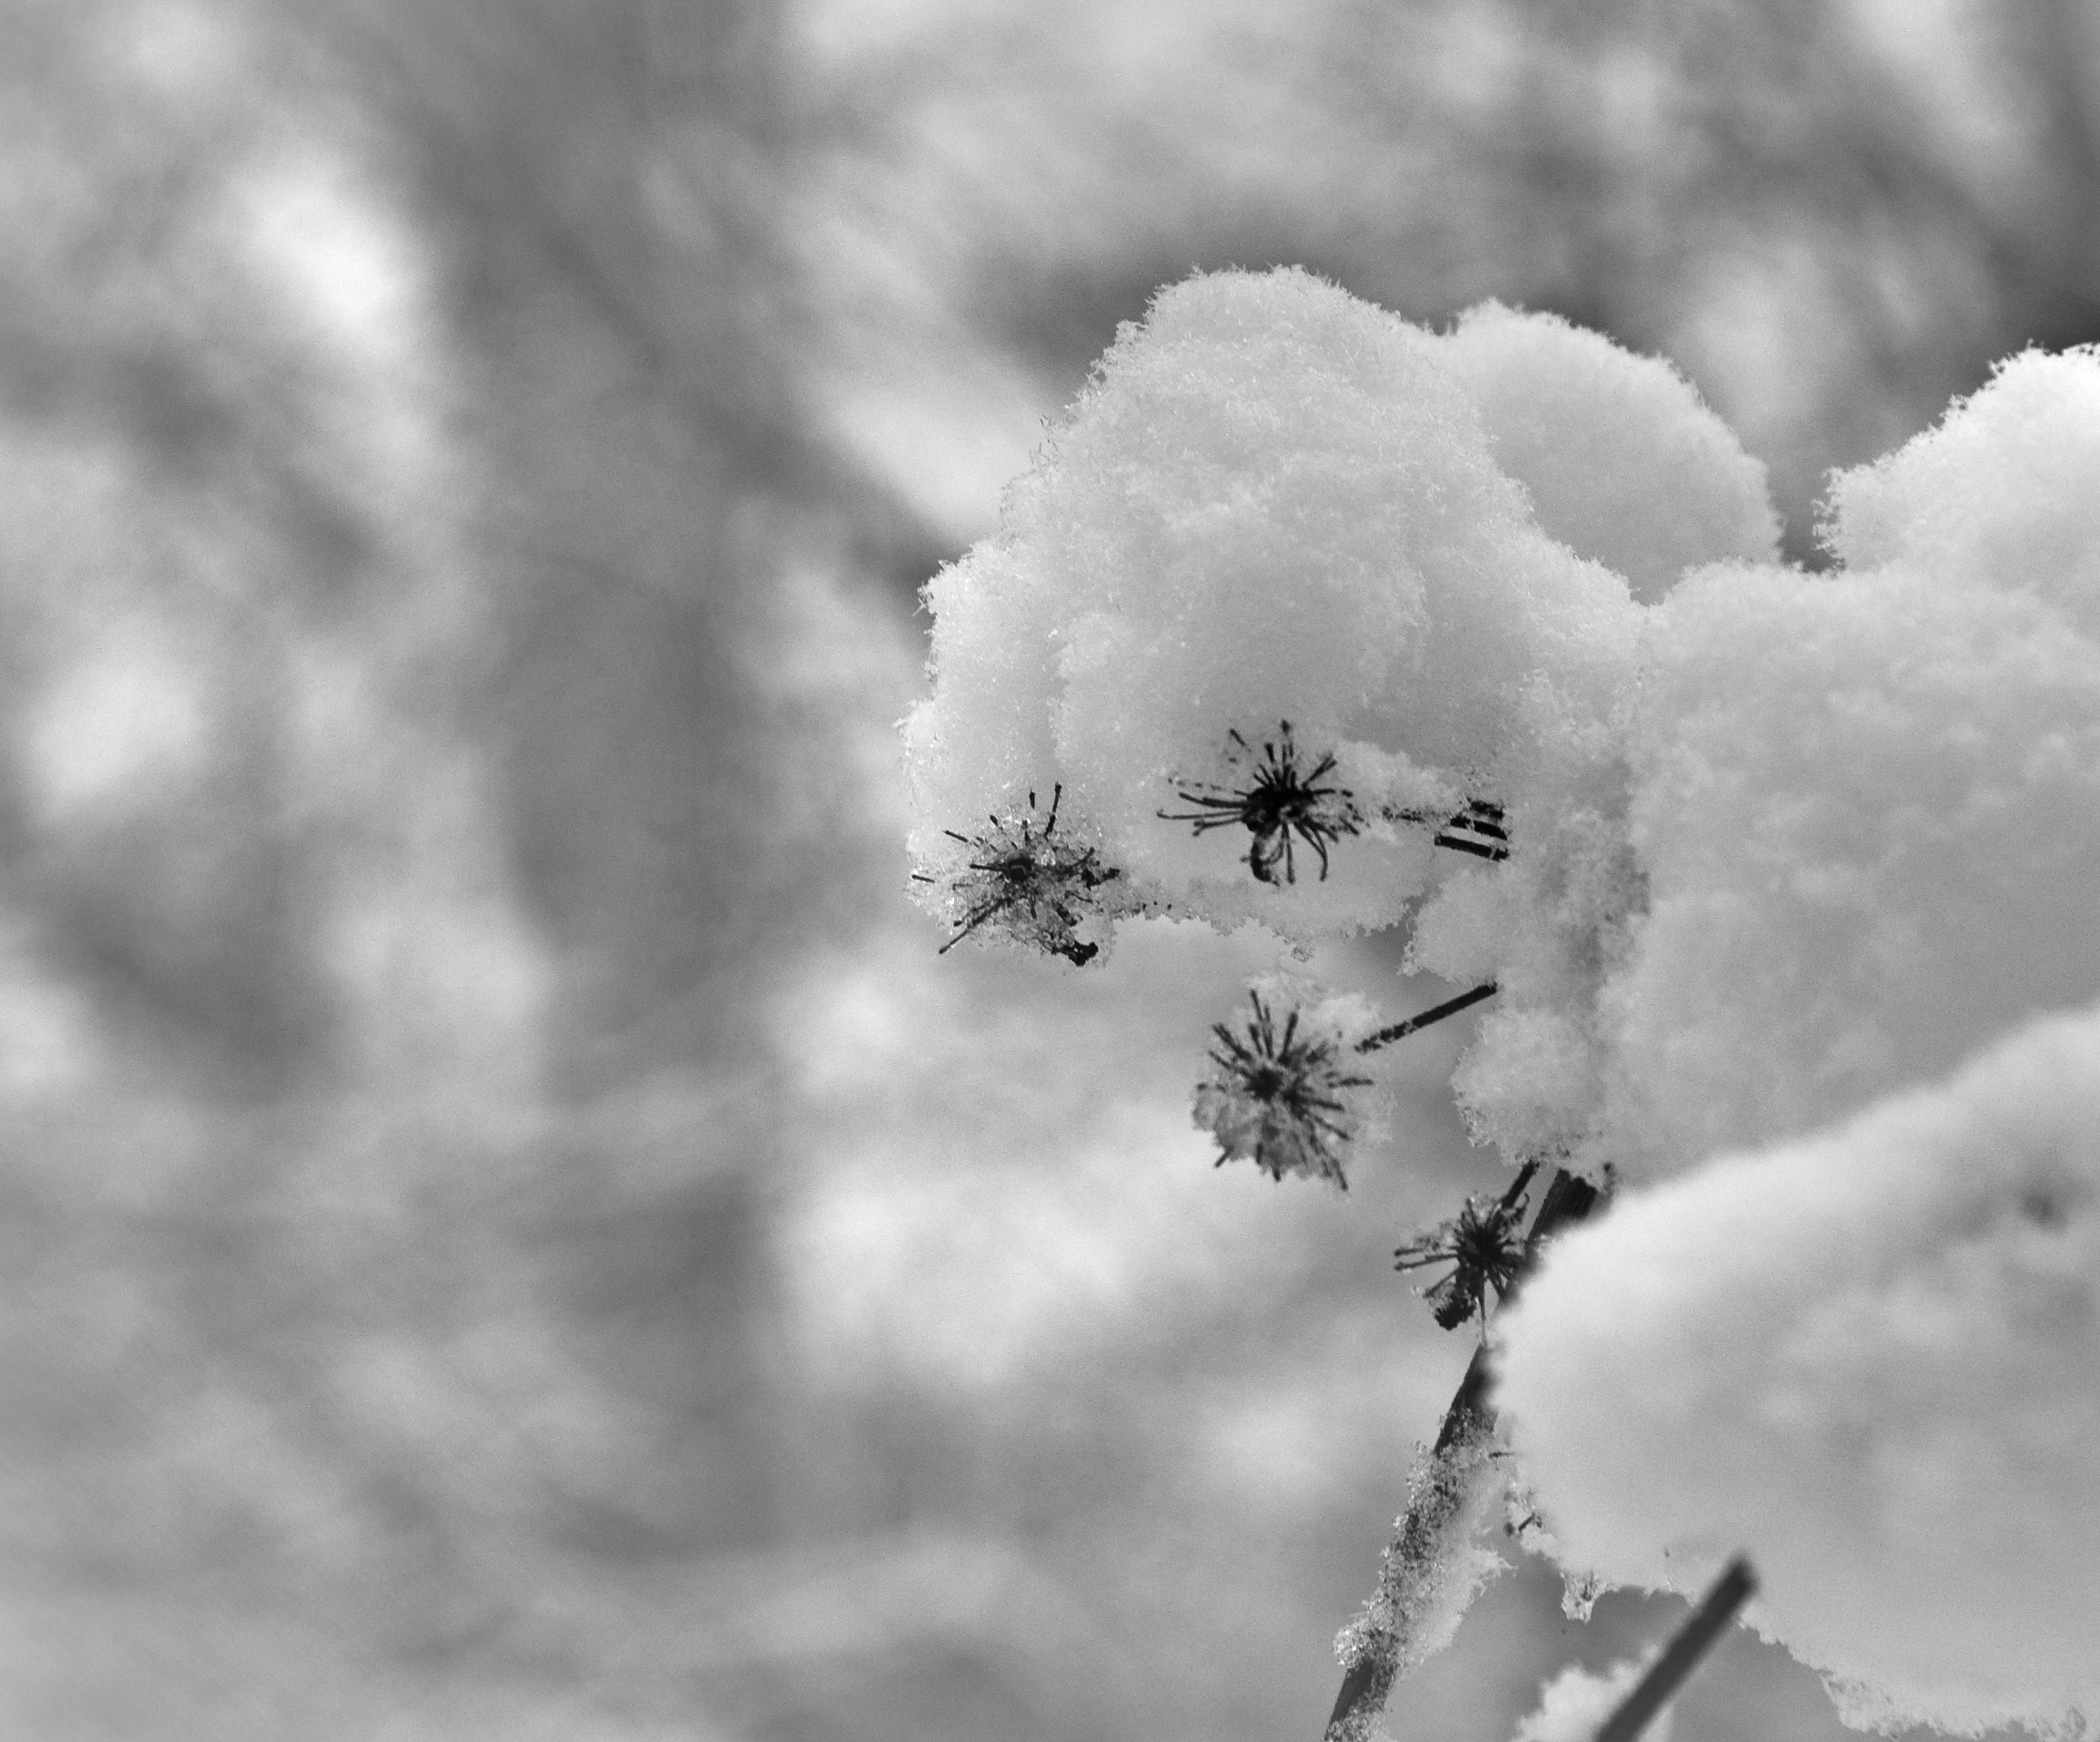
[{"x1": 1, "y1": 1, "x2": 2094, "y2": 1737}]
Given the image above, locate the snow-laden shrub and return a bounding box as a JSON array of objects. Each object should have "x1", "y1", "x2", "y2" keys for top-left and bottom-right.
[
  {"x1": 902, "y1": 265, "x2": 2100, "y2": 1737},
  {"x1": 904, "y1": 267, "x2": 1665, "y2": 942}
]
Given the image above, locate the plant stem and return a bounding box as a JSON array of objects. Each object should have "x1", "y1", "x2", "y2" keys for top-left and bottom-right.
[
  {"x1": 1592, "y1": 1556, "x2": 1757, "y2": 1742},
  {"x1": 1357, "y1": 983, "x2": 1497, "y2": 1053},
  {"x1": 1323, "y1": 1166, "x2": 1601, "y2": 1742}
]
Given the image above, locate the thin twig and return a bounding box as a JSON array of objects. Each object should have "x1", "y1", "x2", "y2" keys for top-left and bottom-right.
[
  {"x1": 1593, "y1": 1556, "x2": 1757, "y2": 1742},
  {"x1": 1357, "y1": 983, "x2": 1497, "y2": 1053},
  {"x1": 1432, "y1": 834, "x2": 1511, "y2": 861},
  {"x1": 1323, "y1": 1166, "x2": 1601, "y2": 1742}
]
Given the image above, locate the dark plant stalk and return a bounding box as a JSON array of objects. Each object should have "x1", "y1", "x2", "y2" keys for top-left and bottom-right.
[
  {"x1": 1357, "y1": 982, "x2": 1497, "y2": 1053},
  {"x1": 1592, "y1": 1556, "x2": 1757, "y2": 1742},
  {"x1": 1323, "y1": 1166, "x2": 1601, "y2": 1742}
]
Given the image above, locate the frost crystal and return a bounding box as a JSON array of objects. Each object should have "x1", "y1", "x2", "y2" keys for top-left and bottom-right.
[
  {"x1": 1158, "y1": 721, "x2": 1365, "y2": 884},
  {"x1": 1194, "y1": 982, "x2": 1377, "y2": 1188}
]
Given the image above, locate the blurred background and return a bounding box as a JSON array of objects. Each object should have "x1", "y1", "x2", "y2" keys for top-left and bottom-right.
[{"x1": 0, "y1": 0, "x2": 2092, "y2": 1737}]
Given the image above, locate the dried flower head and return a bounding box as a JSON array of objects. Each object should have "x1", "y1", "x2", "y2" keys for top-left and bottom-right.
[
  {"x1": 1393, "y1": 1159, "x2": 1540, "y2": 1331},
  {"x1": 913, "y1": 784, "x2": 1121, "y2": 965},
  {"x1": 1194, "y1": 988, "x2": 1375, "y2": 1188},
  {"x1": 1159, "y1": 722, "x2": 1366, "y2": 883}
]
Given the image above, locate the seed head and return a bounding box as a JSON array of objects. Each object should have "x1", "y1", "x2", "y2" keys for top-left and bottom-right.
[
  {"x1": 1393, "y1": 1161, "x2": 1539, "y2": 1332},
  {"x1": 1194, "y1": 989, "x2": 1375, "y2": 1188},
  {"x1": 1159, "y1": 722, "x2": 1365, "y2": 883},
  {"x1": 913, "y1": 784, "x2": 1121, "y2": 966}
]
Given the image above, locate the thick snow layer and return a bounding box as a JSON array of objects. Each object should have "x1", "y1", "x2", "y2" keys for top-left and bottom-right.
[
  {"x1": 908, "y1": 266, "x2": 2100, "y2": 1737},
  {"x1": 1820, "y1": 346, "x2": 2100, "y2": 636},
  {"x1": 1439, "y1": 300, "x2": 1780, "y2": 604},
  {"x1": 1494, "y1": 1002, "x2": 2100, "y2": 1735},
  {"x1": 1410, "y1": 674, "x2": 1642, "y2": 1174},
  {"x1": 904, "y1": 268, "x2": 1657, "y2": 941},
  {"x1": 1597, "y1": 558, "x2": 2100, "y2": 1178}
]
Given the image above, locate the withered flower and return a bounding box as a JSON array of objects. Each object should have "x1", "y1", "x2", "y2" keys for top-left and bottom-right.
[
  {"x1": 1393, "y1": 1160, "x2": 1540, "y2": 1331},
  {"x1": 1194, "y1": 989, "x2": 1375, "y2": 1188},
  {"x1": 914, "y1": 784, "x2": 1120, "y2": 966},
  {"x1": 1159, "y1": 722, "x2": 1365, "y2": 883}
]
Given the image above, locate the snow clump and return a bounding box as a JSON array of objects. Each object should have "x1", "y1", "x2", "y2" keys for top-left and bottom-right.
[
  {"x1": 907, "y1": 267, "x2": 2100, "y2": 1734},
  {"x1": 1439, "y1": 342, "x2": 2100, "y2": 1186},
  {"x1": 1436, "y1": 299, "x2": 1780, "y2": 604},
  {"x1": 1595, "y1": 556, "x2": 2100, "y2": 1180},
  {"x1": 903, "y1": 267, "x2": 1770, "y2": 944},
  {"x1": 1494, "y1": 1000, "x2": 2100, "y2": 1735},
  {"x1": 1511, "y1": 1657, "x2": 1671, "y2": 1742}
]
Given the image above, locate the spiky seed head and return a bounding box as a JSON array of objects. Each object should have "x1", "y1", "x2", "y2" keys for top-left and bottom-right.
[
  {"x1": 1394, "y1": 1186, "x2": 1533, "y2": 1331},
  {"x1": 1194, "y1": 988, "x2": 1375, "y2": 1188},
  {"x1": 1158, "y1": 721, "x2": 1366, "y2": 884},
  {"x1": 913, "y1": 784, "x2": 1123, "y2": 965}
]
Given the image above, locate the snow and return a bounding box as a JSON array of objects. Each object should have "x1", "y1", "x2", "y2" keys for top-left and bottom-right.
[
  {"x1": 1437, "y1": 342, "x2": 2100, "y2": 1186},
  {"x1": 1494, "y1": 1000, "x2": 2100, "y2": 1735},
  {"x1": 1820, "y1": 346, "x2": 2100, "y2": 637},
  {"x1": 904, "y1": 267, "x2": 1662, "y2": 942},
  {"x1": 906, "y1": 267, "x2": 2100, "y2": 1734},
  {"x1": 1410, "y1": 674, "x2": 1643, "y2": 1174},
  {"x1": 1511, "y1": 1658, "x2": 1670, "y2": 1742},
  {"x1": 1333, "y1": 1413, "x2": 1507, "y2": 1689},
  {"x1": 1598, "y1": 555, "x2": 2100, "y2": 1179},
  {"x1": 1438, "y1": 300, "x2": 1780, "y2": 604}
]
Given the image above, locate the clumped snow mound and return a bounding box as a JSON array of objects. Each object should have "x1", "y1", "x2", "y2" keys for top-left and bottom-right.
[
  {"x1": 1408, "y1": 673, "x2": 1643, "y2": 1172},
  {"x1": 1445, "y1": 342, "x2": 2100, "y2": 1186},
  {"x1": 909, "y1": 269, "x2": 2100, "y2": 1735},
  {"x1": 1820, "y1": 345, "x2": 2100, "y2": 636},
  {"x1": 1437, "y1": 300, "x2": 1780, "y2": 603},
  {"x1": 910, "y1": 271, "x2": 2100, "y2": 1733},
  {"x1": 1598, "y1": 556, "x2": 2100, "y2": 1179},
  {"x1": 1495, "y1": 1002, "x2": 2100, "y2": 1735},
  {"x1": 906, "y1": 268, "x2": 1682, "y2": 942}
]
